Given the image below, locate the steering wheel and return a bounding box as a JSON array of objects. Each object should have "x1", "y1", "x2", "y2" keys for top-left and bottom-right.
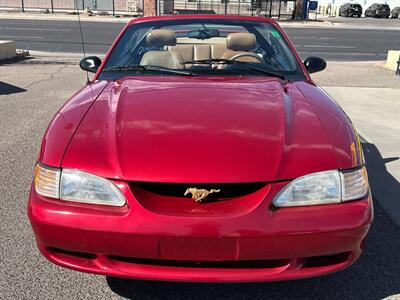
[{"x1": 218, "y1": 52, "x2": 263, "y2": 69}]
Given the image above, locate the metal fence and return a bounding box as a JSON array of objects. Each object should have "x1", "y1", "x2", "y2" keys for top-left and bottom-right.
[
  {"x1": 0, "y1": 0, "x2": 295, "y2": 18},
  {"x1": 0, "y1": 0, "x2": 143, "y2": 15},
  {"x1": 160, "y1": 0, "x2": 296, "y2": 19}
]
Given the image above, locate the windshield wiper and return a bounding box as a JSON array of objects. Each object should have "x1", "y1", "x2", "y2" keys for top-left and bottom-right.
[
  {"x1": 102, "y1": 64, "x2": 195, "y2": 76},
  {"x1": 183, "y1": 59, "x2": 285, "y2": 79}
]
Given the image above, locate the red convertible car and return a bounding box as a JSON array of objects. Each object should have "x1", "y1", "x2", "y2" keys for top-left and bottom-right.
[{"x1": 28, "y1": 15, "x2": 372, "y2": 282}]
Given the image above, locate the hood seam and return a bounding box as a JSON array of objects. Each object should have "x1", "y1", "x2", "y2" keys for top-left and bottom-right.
[
  {"x1": 295, "y1": 83, "x2": 342, "y2": 168},
  {"x1": 59, "y1": 82, "x2": 111, "y2": 167}
]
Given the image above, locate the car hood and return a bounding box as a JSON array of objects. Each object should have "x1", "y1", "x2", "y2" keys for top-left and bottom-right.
[{"x1": 61, "y1": 77, "x2": 340, "y2": 183}]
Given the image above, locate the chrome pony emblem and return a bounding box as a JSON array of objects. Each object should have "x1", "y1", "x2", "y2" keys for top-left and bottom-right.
[{"x1": 184, "y1": 187, "x2": 221, "y2": 202}]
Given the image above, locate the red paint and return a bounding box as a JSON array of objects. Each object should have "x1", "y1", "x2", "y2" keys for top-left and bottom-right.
[
  {"x1": 29, "y1": 182, "x2": 372, "y2": 282},
  {"x1": 61, "y1": 77, "x2": 339, "y2": 182},
  {"x1": 28, "y1": 15, "x2": 373, "y2": 282},
  {"x1": 39, "y1": 81, "x2": 109, "y2": 167}
]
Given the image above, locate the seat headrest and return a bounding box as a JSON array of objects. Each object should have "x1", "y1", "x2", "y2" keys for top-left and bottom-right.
[
  {"x1": 146, "y1": 29, "x2": 176, "y2": 47},
  {"x1": 226, "y1": 33, "x2": 256, "y2": 51}
]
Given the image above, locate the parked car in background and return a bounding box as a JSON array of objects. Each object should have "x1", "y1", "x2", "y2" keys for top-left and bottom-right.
[
  {"x1": 365, "y1": 3, "x2": 391, "y2": 18},
  {"x1": 390, "y1": 7, "x2": 400, "y2": 19},
  {"x1": 339, "y1": 3, "x2": 363, "y2": 17}
]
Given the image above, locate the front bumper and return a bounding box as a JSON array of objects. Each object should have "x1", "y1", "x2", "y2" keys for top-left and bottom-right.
[{"x1": 28, "y1": 181, "x2": 373, "y2": 283}]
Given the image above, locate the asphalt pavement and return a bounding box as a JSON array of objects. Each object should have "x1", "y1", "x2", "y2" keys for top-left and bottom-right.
[
  {"x1": 326, "y1": 15, "x2": 400, "y2": 27},
  {"x1": 0, "y1": 56, "x2": 399, "y2": 299},
  {"x1": 1, "y1": 18, "x2": 400, "y2": 61}
]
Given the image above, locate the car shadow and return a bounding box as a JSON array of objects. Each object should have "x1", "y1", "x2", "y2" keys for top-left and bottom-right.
[
  {"x1": 0, "y1": 55, "x2": 33, "y2": 65},
  {"x1": 362, "y1": 141, "x2": 400, "y2": 224},
  {"x1": 107, "y1": 142, "x2": 400, "y2": 300},
  {"x1": 0, "y1": 81, "x2": 27, "y2": 95}
]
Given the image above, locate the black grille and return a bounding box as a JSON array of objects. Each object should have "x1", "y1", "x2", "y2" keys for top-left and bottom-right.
[
  {"x1": 131, "y1": 182, "x2": 266, "y2": 199},
  {"x1": 108, "y1": 256, "x2": 290, "y2": 269}
]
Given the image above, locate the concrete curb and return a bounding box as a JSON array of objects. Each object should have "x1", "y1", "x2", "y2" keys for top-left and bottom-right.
[
  {"x1": 3, "y1": 11, "x2": 399, "y2": 30},
  {"x1": 386, "y1": 50, "x2": 400, "y2": 71},
  {"x1": 2, "y1": 13, "x2": 399, "y2": 30},
  {"x1": 331, "y1": 23, "x2": 400, "y2": 31},
  {"x1": 28, "y1": 50, "x2": 104, "y2": 58},
  {"x1": 0, "y1": 40, "x2": 16, "y2": 60},
  {"x1": 0, "y1": 12, "x2": 132, "y2": 23},
  {"x1": 0, "y1": 13, "x2": 325, "y2": 26},
  {"x1": 0, "y1": 12, "x2": 341, "y2": 28}
]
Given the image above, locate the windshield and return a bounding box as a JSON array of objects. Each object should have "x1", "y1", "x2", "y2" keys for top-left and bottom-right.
[{"x1": 99, "y1": 19, "x2": 304, "y2": 80}]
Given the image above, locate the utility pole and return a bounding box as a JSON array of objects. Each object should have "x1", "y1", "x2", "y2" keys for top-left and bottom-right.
[
  {"x1": 295, "y1": 0, "x2": 302, "y2": 19},
  {"x1": 295, "y1": 0, "x2": 308, "y2": 20}
]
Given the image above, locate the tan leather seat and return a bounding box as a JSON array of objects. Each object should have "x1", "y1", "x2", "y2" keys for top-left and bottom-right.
[
  {"x1": 140, "y1": 29, "x2": 183, "y2": 69},
  {"x1": 220, "y1": 32, "x2": 260, "y2": 63},
  {"x1": 168, "y1": 44, "x2": 228, "y2": 68},
  {"x1": 166, "y1": 33, "x2": 259, "y2": 69}
]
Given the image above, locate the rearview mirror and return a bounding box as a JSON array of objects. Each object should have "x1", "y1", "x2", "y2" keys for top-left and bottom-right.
[
  {"x1": 303, "y1": 57, "x2": 327, "y2": 74},
  {"x1": 79, "y1": 56, "x2": 102, "y2": 73},
  {"x1": 187, "y1": 29, "x2": 220, "y2": 40}
]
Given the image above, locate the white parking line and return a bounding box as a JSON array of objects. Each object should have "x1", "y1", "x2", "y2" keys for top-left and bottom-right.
[
  {"x1": 0, "y1": 35, "x2": 45, "y2": 39},
  {"x1": 0, "y1": 27, "x2": 70, "y2": 32},
  {"x1": 293, "y1": 37, "x2": 337, "y2": 40},
  {"x1": 319, "y1": 37, "x2": 337, "y2": 40},
  {"x1": 297, "y1": 51, "x2": 387, "y2": 57},
  {"x1": 303, "y1": 45, "x2": 356, "y2": 49}
]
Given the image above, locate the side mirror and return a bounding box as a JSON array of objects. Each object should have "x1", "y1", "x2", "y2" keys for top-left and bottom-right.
[
  {"x1": 304, "y1": 56, "x2": 327, "y2": 74},
  {"x1": 79, "y1": 56, "x2": 102, "y2": 73}
]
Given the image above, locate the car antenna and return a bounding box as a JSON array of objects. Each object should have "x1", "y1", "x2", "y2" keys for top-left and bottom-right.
[{"x1": 75, "y1": 0, "x2": 90, "y2": 84}]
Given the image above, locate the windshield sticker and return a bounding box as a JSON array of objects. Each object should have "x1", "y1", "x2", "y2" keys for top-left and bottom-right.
[{"x1": 271, "y1": 31, "x2": 281, "y2": 38}]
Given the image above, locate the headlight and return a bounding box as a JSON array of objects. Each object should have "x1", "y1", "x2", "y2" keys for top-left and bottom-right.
[
  {"x1": 34, "y1": 164, "x2": 126, "y2": 206},
  {"x1": 273, "y1": 167, "x2": 369, "y2": 207}
]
